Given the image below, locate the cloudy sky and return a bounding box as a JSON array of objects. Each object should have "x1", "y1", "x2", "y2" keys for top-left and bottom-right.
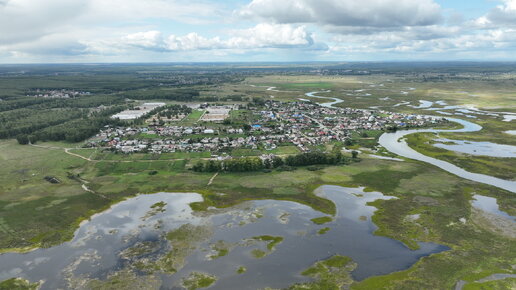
[{"x1": 1, "y1": 0, "x2": 516, "y2": 63}]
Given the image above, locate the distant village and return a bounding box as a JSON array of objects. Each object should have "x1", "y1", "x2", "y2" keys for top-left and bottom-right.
[
  {"x1": 87, "y1": 100, "x2": 444, "y2": 154},
  {"x1": 28, "y1": 89, "x2": 91, "y2": 99}
]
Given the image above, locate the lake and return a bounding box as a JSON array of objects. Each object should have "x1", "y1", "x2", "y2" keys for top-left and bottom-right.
[{"x1": 0, "y1": 186, "x2": 448, "y2": 289}]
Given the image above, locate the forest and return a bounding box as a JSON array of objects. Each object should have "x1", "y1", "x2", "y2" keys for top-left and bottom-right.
[{"x1": 0, "y1": 68, "x2": 238, "y2": 144}]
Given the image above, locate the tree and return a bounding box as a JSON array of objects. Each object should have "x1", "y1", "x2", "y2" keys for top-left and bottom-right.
[
  {"x1": 272, "y1": 156, "x2": 284, "y2": 168},
  {"x1": 192, "y1": 162, "x2": 205, "y2": 172},
  {"x1": 351, "y1": 151, "x2": 359, "y2": 159},
  {"x1": 16, "y1": 134, "x2": 29, "y2": 145}
]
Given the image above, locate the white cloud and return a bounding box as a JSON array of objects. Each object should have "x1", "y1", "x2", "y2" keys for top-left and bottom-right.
[
  {"x1": 239, "y1": 0, "x2": 442, "y2": 29},
  {"x1": 0, "y1": 0, "x2": 222, "y2": 46},
  {"x1": 122, "y1": 23, "x2": 322, "y2": 51},
  {"x1": 480, "y1": 0, "x2": 516, "y2": 26}
]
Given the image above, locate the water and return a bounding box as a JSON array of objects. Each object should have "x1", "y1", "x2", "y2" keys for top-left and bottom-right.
[
  {"x1": 302, "y1": 91, "x2": 516, "y2": 192},
  {"x1": 305, "y1": 91, "x2": 344, "y2": 108},
  {"x1": 409, "y1": 100, "x2": 433, "y2": 109},
  {"x1": 369, "y1": 155, "x2": 404, "y2": 162},
  {"x1": 472, "y1": 195, "x2": 516, "y2": 221},
  {"x1": 378, "y1": 118, "x2": 516, "y2": 193},
  {"x1": 433, "y1": 139, "x2": 516, "y2": 158},
  {"x1": 503, "y1": 115, "x2": 516, "y2": 122},
  {"x1": 0, "y1": 186, "x2": 448, "y2": 289}
]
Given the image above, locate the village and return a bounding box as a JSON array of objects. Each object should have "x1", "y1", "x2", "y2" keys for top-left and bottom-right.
[
  {"x1": 88, "y1": 100, "x2": 444, "y2": 155},
  {"x1": 28, "y1": 88, "x2": 92, "y2": 98}
]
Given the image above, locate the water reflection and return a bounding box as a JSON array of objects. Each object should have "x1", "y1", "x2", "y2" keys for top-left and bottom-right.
[{"x1": 0, "y1": 187, "x2": 448, "y2": 289}]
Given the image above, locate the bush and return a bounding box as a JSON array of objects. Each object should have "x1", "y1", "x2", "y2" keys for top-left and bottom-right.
[{"x1": 16, "y1": 134, "x2": 29, "y2": 145}]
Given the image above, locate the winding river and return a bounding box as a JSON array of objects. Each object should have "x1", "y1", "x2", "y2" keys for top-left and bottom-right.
[
  {"x1": 304, "y1": 91, "x2": 344, "y2": 108},
  {"x1": 305, "y1": 91, "x2": 516, "y2": 193},
  {"x1": 378, "y1": 118, "x2": 516, "y2": 193}
]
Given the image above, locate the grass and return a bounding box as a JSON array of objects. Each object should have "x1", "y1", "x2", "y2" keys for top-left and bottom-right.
[
  {"x1": 290, "y1": 255, "x2": 355, "y2": 289},
  {"x1": 252, "y1": 235, "x2": 284, "y2": 251},
  {"x1": 236, "y1": 266, "x2": 247, "y2": 274},
  {"x1": 179, "y1": 110, "x2": 205, "y2": 126},
  {"x1": 182, "y1": 272, "x2": 217, "y2": 290},
  {"x1": 0, "y1": 278, "x2": 39, "y2": 290},
  {"x1": 231, "y1": 146, "x2": 300, "y2": 157},
  {"x1": 311, "y1": 216, "x2": 333, "y2": 225},
  {"x1": 318, "y1": 227, "x2": 331, "y2": 235},
  {"x1": 209, "y1": 240, "x2": 231, "y2": 259},
  {"x1": 251, "y1": 249, "x2": 267, "y2": 259},
  {"x1": 278, "y1": 82, "x2": 334, "y2": 89}
]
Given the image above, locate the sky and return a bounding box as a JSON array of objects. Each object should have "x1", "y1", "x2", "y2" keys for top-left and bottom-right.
[{"x1": 1, "y1": 0, "x2": 516, "y2": 63}]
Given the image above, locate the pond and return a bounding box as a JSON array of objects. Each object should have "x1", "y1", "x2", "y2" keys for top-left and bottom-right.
[
  {"x1": 472, "y1": 195, "x2": 515, "y2": 221},
  {"x1": 0, "y1": 186, "x2": 448, "y2": 289},
  {"x1": 433, "y1": 138, "x2": 516, "y2": 158}
]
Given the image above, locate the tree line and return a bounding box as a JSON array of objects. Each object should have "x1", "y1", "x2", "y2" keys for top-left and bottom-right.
[
  {"x1": 192, "y1": 150, "x2": 354, "y2": 173},
  {"x1": 15, "y1": 106, "x2": 126, "y2": 144}
]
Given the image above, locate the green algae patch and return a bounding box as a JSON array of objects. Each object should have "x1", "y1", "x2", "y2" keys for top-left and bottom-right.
[
  {"x1": 251, "y1": 249, "x2": 267, "y2": 259},
  {"x1": 236, "y1": 266, "x2": 247, "y2": 274},
  {"x1": 86, "y1": 269, "x2": 161, "y2": 290},
  {"x1": 142, "y1": 201, "x2": 167, "y2": 220},
  {"x1": 182, "y1": 272, "x2": 217, "y2": 290},
  {"x1": 157, "y1": 224, "x2": 212, "y2": 273},
  {"x1": 120, "y1": 241, "x2": 160, "y2": 259},
  {"x1": 311, "y1": 216, "x2": 333, "y2": 225},
  {"x1": 208, "y1": 240, "x2": 232, "y2": 260},
  {"x1": 252, "y1": 235, "x2": 284, "y2": 251},
  {"x1": 318, "y1": 227, "x2": 331, "y2": 235},
  {"x1": 288, "y1": 255, "x2": 356, "y2": 289},
  {"x1": 130, "y1": 223, "x2": 212, "y2": 274},
  {"x1": 247, "y1": 235, "x2": 284, "y2": 258},
  {"x1": 0, "y1": 278, "x2": 39, "y2": 290}
]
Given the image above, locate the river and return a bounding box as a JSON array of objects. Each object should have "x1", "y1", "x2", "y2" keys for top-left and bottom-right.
[
  {"x1": 304, "y1": 91, "x2": 516, "y2": 193},
  {"x1": 378, "y1": 118, "x2": 516, "y2": 193}
]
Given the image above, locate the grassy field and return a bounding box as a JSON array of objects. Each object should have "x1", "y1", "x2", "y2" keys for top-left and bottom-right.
[{"x1": 178, "y1": 110, "x2": 205, "y2": 126}]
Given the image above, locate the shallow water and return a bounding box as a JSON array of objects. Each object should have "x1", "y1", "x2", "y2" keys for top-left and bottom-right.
[
  {"x1": 0, "y1": 186, "x2": 448, "y2": 289},
  {"x1": 503, "y1": 115, "x2": 516, "y2": 122},
  {"x1": 302, "y1": 92, "x2": 516, "y2": 192},
  {"x1": 472, "y1": 195, "x2": 515, "y2": 221},
  {"x1": 378, "y1": 118, "x2": 516, "y2": 193},
  {"x1": 409, "y1": 100, "x2": 433, "y2": 109},
  {"x1": 305, "y1": 91, "x2": 344, "y2": 108},
  {"x1": 433, "y1": 139, "x2": 516, "y2": 158}
]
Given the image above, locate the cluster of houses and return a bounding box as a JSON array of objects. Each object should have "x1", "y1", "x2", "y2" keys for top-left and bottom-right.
[
  {"x1": 89, "y1": 100, "x2": 443, "y2": 154},
  {"x1": 29, "y1": 89, "x2": 91, "y2": 98}
]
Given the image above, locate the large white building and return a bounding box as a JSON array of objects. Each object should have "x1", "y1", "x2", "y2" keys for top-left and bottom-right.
[{"x1": 112, "y1": 102, "x2": 166, "y2": 120}]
